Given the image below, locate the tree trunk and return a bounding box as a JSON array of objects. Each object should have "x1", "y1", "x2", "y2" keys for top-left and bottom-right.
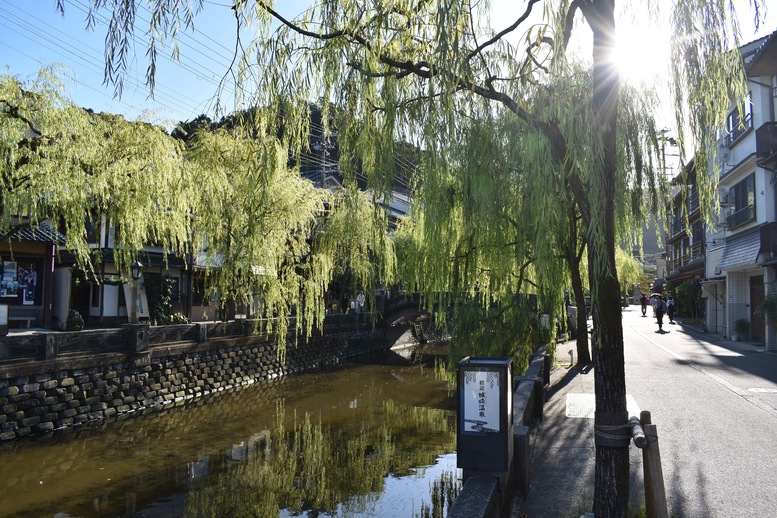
[
  {"x1": 566, "y1": 204, "x2": 592, "y2": 365},
  {"x1": 569, "y1": 256, "x2": 591, "y2": 364},
  {"x1": 590, "y1": 0, "x2": 630, "y2": 515}
]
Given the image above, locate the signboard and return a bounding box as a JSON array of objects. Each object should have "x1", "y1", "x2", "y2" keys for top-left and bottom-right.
[
  {"x1": 462, "y1": 370, "x2": 501, "y2": 433},
  {"x1": 456, "y1": 356, "x2": 513, "y2": 473}
]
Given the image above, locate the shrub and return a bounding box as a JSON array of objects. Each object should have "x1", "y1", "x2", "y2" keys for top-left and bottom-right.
[{"x1": 66, "y1": 309, "x2": 84, "y2": 331}]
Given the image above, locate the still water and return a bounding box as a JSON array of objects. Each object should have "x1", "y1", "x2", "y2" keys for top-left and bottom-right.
[{"x1": 0, "y1": 354, "x2": 460, "y2": 517}]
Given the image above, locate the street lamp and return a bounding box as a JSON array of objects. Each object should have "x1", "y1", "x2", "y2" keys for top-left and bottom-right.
[{"x1": 129, "y1": 260, "x2": 143, "y2": 324}]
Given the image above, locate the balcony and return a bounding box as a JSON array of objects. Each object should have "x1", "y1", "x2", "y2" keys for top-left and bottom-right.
[
  {"x1": 669, "y1": 215, "x2": 686, "y2": 239},
  {"x1": 756, "y1": 122, "x2": 777, "y2": 171},
  {"x1": 687, "y1": 190, "x2": 700, "y2": 216},
  {"x1": 668, "y1": 189, "x2": 701, "y2": 238},
  {"x1": 671, "y1": 241, "x2": 705, "y2": 271},
  {"x1": 726, "y1": 112, "x2": 753, "y2": 148},
  {"x1": 727, "y1": 205, "x2": 756, "y2": 230}
]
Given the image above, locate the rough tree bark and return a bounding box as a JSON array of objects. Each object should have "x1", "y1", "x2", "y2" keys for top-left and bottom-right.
[
  {"x1": 566, "y1": 204, "x2": 592, "y2": 365},
  {"x1": 587, "y1": 0, "x2": 630, "y2": 515}
]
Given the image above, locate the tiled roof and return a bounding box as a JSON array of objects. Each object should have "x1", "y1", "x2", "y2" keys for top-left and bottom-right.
[
  {"x1": 746, "y1": 28, "x2": 777, "y2": 75},
  {"x1": 715, "y1": 229, "x2": 761, "y2": 274},
  {"x1": 6, "y1": 222, "x2": 66, "y2": 245}
]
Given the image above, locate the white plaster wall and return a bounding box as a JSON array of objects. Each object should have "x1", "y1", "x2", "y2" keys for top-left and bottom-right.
[
  {"x1": 750, "y1": 75, "x2": 774, "y2": 128},
  {"x1": 705, "y1": 242, "x2": 725, "y2": 278},
  {"x1": 754, "y1": 167, "x2": 770, "y2": 224},
  {"x1": 103, "y1": 285, "x2": 120, "y2": 318}
]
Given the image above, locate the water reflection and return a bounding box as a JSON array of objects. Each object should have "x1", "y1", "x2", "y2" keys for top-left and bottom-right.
[{"x1": 0, "y1": 356, "x2": 459, "y2": 517}]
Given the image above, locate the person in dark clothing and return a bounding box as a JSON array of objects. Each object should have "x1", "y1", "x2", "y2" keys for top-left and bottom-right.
[
  {"x1": 667, "y1": 296, "x2": 676, "y2": 323},
  {"x1": 655, "y1": 296, "x2": 667, "y2": 331},
  {"x1": 640, "y1": 293, "x2": 649, "y2": 316}
]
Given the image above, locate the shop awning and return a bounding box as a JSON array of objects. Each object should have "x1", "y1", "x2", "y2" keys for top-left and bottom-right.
[{"x1": 715, "y1": 230, "x2": 761, "y2": 274}]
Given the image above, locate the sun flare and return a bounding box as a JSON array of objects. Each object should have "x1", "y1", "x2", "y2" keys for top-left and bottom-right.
[{"x1": 612, "y1": 24, "x2": 671, "y2": 87}]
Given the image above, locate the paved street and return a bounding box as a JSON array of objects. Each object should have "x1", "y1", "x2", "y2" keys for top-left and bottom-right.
[
  {"x1": 623, "y1": 305, "x2": 777, "y2": 517},
  {"x1": 522, "y1": 305, "x2": 777, "y2": 517}
]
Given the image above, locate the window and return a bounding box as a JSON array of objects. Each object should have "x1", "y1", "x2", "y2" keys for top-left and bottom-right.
[
  {"x1": 727, "y1": 173, "x2": 756, "y2": 229},
  {"x1": 725, "y1": 93, "x2": 753, "y2": 147},
  {"x1": 731, "y1": 174, "x2": 755, "y2": 212},
  {"x1": 192, "y1": 277, "x2": 209, "y2": 306},
  {"x1": 692, "y1": 221, "x2": 704, "y2": 244}
]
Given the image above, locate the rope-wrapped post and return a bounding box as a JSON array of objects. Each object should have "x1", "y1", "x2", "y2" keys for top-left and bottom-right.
[
  {"x1": 640, "y1": 410, "x2": 668, "y2": 518},
  {"x1": 629, "y1": 416, "x2": 646, "y2": 449}
]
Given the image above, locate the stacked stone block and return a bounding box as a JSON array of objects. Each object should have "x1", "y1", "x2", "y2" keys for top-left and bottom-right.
[{"x1": 0, "y1": 326, "x2": 386, "y2": 441}]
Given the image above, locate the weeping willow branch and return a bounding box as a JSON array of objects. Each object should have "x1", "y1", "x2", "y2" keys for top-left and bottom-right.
[{"x1": 466, "y1": 0, "x2": 542, "y2": 60}]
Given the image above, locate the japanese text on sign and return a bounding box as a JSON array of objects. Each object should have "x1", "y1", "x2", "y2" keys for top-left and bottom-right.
[{"x1": 462, "y1": 370, "x2": 500, "y2": 433}]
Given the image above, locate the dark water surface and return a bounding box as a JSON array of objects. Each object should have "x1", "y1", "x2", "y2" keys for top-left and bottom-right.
[{"x1": 0, "y1": 354, "x2": 459, "y2": 517}]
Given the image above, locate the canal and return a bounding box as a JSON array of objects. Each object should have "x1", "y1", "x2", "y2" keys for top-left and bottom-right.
[{"x1": 0, "y1": 351, "x2": 459, "y2": 517}]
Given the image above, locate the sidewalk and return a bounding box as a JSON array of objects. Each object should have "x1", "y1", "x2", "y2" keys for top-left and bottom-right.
[
  {"x1": 513, "y1": 308, "x2": 777, "y2": 517},
  {"x1": 514, "y1": 347, "x2": 596, "y2": 518}
]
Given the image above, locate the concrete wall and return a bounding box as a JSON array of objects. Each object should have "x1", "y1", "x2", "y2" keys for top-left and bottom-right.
[{"x1": 0, "y1": 324, "x2": 387, "y2": 442}]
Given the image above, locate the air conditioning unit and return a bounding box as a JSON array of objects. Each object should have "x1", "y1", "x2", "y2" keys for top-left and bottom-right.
[{"x1": 718, "y1": 144, "x2": 731, "y2": 167}]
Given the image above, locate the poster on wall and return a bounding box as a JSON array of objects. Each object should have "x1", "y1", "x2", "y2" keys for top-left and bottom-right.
[
  {"x1": 1, "y1": 260, "x2": 40, "y2": 305},
  {"x1": 461, "y1": 370, "x2": 501, "y2": 433},
  {"x1": 18, "y1": 263, "x2": 38, "y2": 305},
  {"x1": 1, "y1": 261, "x2": 19, "y2": 298}
]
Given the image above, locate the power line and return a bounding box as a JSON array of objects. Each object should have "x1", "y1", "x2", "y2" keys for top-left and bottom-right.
[
  {"x1": 0, "y1": 3, "x2": 203, "y2": 118},
  {"x1": 1, "y1": 2, "x2": 417, "y2": 185}
]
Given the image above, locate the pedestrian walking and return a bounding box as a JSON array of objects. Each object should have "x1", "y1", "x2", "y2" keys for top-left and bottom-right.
[
  {"x1": 656, "y1": 296, "x2": 668, "y2": 331},
  {"x1": 667, "y1": 295, "x2": 676, "y2": 323},
  {"x1": 640, "y1": 293, "x2": 649, "y2": 316}
]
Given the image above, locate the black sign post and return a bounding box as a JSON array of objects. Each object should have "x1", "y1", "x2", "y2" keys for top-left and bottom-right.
[{"x1": 456, "y1": 356, "x2": 513, "y2": 474}]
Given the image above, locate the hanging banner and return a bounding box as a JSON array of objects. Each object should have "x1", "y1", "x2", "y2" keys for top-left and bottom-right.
[{"x1": 122, "y1": 274, "x2": 151, "y2": 320}]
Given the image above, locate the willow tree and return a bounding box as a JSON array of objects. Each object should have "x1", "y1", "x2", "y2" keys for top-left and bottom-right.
[
  {"x1": 67, "y1": 0, "x2": 763, "y2": 514},
  {"x1": 1, "y1": 67, "x2": 194, "y2": 273},
  {"x1": 1, "y1": 69, "x2": 392, "y2": 345},
  {"x1": 184, "y1": 117, "x2": 395, "y2": 341},
  {"x1": 393, "y1": 107, "x2": 577, "y2": 366}
]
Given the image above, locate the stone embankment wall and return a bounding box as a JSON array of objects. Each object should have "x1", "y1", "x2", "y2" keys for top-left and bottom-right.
[{"x1": 0, "y1": 322, "x2": 387, "y2": 442}]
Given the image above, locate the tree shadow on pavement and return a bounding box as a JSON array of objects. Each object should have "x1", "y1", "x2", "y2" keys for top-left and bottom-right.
[{"x1": 546, "y1": 364, "x2": 592, "y2": 401}]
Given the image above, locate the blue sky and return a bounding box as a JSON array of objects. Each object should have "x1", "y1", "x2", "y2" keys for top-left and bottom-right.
[
  {"x1": 1, "y1": 1, "x2": 773, "y2": 129},
  {"x1": 1, "y1": 0, "x2": 250, "y2": 126}
]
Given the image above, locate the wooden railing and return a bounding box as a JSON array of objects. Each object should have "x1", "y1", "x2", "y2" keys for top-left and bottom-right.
[{"x1": 670, "y1": 241, "x2": 705, "y2": 272}]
